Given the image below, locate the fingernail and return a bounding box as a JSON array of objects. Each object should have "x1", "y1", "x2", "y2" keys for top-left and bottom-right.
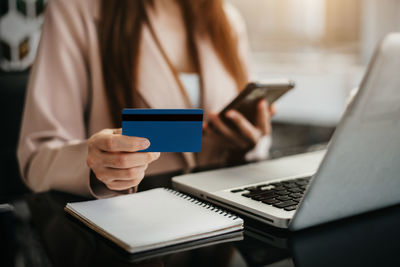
[
  {"x1": 141, "y1": 139, "x2": 150, "y2": 149},
  {"x1": 226, "y1": 111, "x2": 236, "y2": 118}
]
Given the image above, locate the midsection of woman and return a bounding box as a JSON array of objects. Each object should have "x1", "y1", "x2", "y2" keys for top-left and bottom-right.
[{"x1": 17, "y1": 0, "x2": 271, "y2": 198}]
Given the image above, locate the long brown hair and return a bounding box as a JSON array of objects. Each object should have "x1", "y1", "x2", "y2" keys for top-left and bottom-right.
[{"x1": 99, "y1": 0, "x2": 247, "y2": 126}]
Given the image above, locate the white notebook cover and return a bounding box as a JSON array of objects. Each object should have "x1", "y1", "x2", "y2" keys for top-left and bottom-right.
[{"x1": 65, "y1": 188, "x2": 243, "y2": 253}]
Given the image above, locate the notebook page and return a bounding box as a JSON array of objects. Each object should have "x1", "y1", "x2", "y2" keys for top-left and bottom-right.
[{"x1": 66, "y1": 188, "x2": 243, "y2": 253}]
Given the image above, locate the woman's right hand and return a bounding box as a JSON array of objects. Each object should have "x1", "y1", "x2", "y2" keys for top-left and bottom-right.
[{"x1": 87, "y1": 128, "x2": 160, "y2": 191}]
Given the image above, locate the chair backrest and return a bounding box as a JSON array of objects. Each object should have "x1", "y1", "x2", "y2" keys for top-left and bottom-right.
[{"x1": 0, "y1": 71, "x2": 30, "y2": 202}]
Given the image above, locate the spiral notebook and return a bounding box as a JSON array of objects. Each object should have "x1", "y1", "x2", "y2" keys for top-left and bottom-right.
[{"x1": 64, "y1": 188, "x2": 243, "y2": 253}]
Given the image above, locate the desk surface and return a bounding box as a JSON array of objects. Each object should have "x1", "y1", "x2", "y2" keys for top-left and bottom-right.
[{"x1": 2, "y1": 172, "x2": 400, "y2": 267}]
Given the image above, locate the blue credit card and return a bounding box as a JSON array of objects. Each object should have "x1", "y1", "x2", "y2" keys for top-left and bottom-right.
[{"x1": 122, "y1": 109, "x2": 203, "y2": 152}]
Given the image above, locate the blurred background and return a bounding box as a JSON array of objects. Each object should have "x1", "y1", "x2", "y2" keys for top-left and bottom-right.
[
  {"x1": 1, "y1": 0, "x2": 400, "y2": 200},
  {"x1": 231, "y1": 0, "x2": 400, "y2": 126}
]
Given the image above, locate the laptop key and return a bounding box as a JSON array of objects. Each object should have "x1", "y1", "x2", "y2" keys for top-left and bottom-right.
[
  {"x1": 290, "y1": 193, "x2": 303, "y2": 198},
  {"x1": 244, "y1": 190, "x2": 275, "y2": 198},
  {"x1": 252, "y1": 193, "x2": 276, "y2": 201},
  {"x1": 245, "y1": 192, "x2": 263, "y2": 198},
  {"x1": 276, "y1": 196, "x2": 291, "y2": 201},
  {"x1": 260, "y1": 192, "x2": 276, "y2": 199},
  {"x1": 296, "y1": 177, "x2": 310, "y2": 181},
  {"x1": 258, "y1": 185, "x2": 274, "y2": 191},
  {"x1": 283, "y1": 183, "x2": 297, "y2": 188},
  {"x1": 272, "y1": 186, "x2": 286, "y2": 191},
  {"x1": 244, "y1": 186, "x2": 258, "y2": 191},
  {"x1": 284, "y1": 205, "x2": 298, "y2": 211},
  {"x1": 262, "y1": 198, "x2": 279, "y2": 205},
  {"x1": 288, "y1": 188, "x2": 303, "y2": 193},
  {"x1": 231, "y1": 189, "x2": 245, "y2": 193},
  {"x1": 273, "y1": 200, "x2": 297, "y2": 208},
  {"x1": 269, "y1": 182, "x2": 281, "y2": 186},
  {"x1": 275, "y1": 190, "x2": 290, "y2": 196},
  {"x1": 252, "y1": 196, "x2": 263, "y2": 201},
  {"x1": 282, "y1": 180, "x2": 295, "y2": 184},
  {"x1": 255, "y1": 190, "x2": 275, "y2": 196}
]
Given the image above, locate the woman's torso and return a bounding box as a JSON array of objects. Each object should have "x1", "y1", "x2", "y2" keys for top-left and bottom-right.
[{"x1": 19, "y1": 0, "x2": 248, "y2": 179}]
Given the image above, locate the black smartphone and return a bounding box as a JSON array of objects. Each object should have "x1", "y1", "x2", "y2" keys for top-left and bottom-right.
[{"x1": 219, "y1": 79, "x2": 295, "y2": 126}]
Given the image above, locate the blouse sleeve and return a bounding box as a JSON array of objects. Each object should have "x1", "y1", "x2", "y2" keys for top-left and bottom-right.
[{"x1": 17, "y1": 0, "x2": 96, "y2": 197}]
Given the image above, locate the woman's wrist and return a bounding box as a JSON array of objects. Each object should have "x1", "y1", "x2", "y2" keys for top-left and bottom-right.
[{"x1": 89, "y1": 170, "x2": 137, "y2": 198}]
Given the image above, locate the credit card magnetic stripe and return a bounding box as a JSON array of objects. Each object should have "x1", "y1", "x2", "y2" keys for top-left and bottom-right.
[
  {"x1": 122, "y1": 109, "x2": 203, "y2": 115},
  {"x1": 122, "y1": 109, "x2": 203, "y2": 152},
  {"x1": 121, "y1": 114, "x2": 203, "y2": 121}
]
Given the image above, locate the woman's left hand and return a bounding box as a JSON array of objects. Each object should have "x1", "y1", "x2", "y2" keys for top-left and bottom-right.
[{"x1": 205, "y1": 99, "x2": 275, "y2": 151}]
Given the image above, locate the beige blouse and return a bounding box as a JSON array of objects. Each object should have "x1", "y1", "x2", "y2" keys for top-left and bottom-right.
[{"x1": 17, "y1": 0, "x2": 251, "y2": 197}]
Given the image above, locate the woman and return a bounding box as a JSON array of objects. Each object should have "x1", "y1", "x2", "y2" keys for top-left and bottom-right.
[{"x1": 18, "y1": 0, "x2": 274, "y2": 198}]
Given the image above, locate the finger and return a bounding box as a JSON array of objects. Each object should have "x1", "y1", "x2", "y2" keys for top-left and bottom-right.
[
  {"x1": 202, "y1": 122, "x2": 209, "y2": 135},
  {"x1": 86, "y1": 144, "x2": 103, "y2": 168},
  {"x1": 269, "y1": 104, "x2": 277, "y2": 116},
  {"x1": 226, "y1": 110, "x2": 262, "y2": 144},
  {"x1": 208, "y1": 113, "x2": 249, "y2": 149},
  {"x1": 96, "y1": 132, "x2": 150, "y2": 152},
  {"x1": 257, "y1": 99, "x2": 272, "y2": 135},
  {"x1": 102, "y1": 152, "x2": 160, "y2": 168},
  {"x1": 105, "y1": 178, "x2": 143, "y2": 191},
  {"x1": 97, "y1": 165, "x2": 147, "y2": 181}
]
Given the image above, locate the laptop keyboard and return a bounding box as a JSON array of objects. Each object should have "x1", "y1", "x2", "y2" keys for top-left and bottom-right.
[{"x1": 230, "y1": 176, "x2": 311, "y2": 211}]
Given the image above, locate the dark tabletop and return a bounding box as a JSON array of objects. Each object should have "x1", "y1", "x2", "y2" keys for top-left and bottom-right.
[{"x1": 2, "y1": 170, "x2": 400, "y2": 267}]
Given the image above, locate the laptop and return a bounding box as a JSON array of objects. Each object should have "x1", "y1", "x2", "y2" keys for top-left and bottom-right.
[{"x1": 172, "y1": 33, "x2": 400, "y2": 230}]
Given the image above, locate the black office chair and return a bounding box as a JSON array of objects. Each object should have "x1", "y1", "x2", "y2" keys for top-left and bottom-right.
[{"x1": 0, "y1": 70, "x2": 30, "y2": 202}]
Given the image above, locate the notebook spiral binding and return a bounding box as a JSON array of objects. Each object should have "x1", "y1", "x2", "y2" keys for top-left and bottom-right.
[{"x1": 164, "y1": 188, "x2": 239, "y2": 220}]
